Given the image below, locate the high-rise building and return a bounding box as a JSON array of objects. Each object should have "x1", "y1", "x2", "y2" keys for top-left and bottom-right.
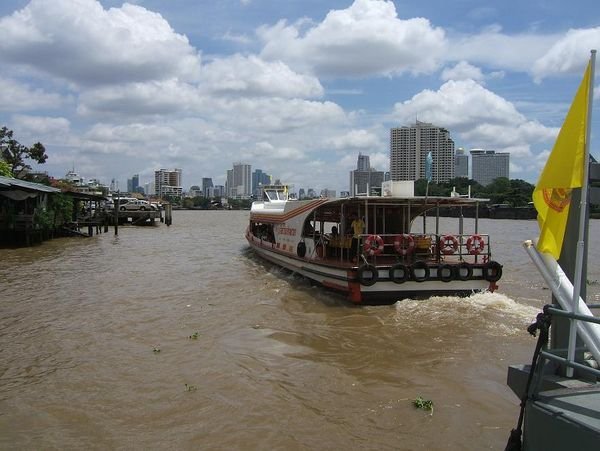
[
  {"x1": 298, "y1": 188, "x2": 306, "y2": 200},
  {"x1": 189, "y1": 185, "x2": 202, "y2": 197},
  {"x1": 455, "y1": 148, "x2": 469, "y2": 178},
  {"x1": 212, "y1": 185, "x2": 225, "y2": 198},
  {"x1": 470, "y1": 149, "x2": 509, "y2": 186},
  {"x1": 226, "y1": 163, "x2": 251, "y2": 198},
  {"x1": 390, "y1": 120, "x2": 455, "y2": 183},
  {"x1": 320, "y1": 188, "x2": 336, "y2": 198},
  {"x1": 132, "y1": 174, "x2": 139, "y2": 192},
  {"x1": 155, "y1": 168, "x2": 183, "y2": 198},
  {"x1": 202, "y1": 178, "x2": 213, "y2": 197},
  {"x1": 349, "y1": 153, "x2": 385, "y2": 196},
  {"x1": 252, "y1": 169, "x2": 271, "y2": 197},
  {"x1": 357, "y1": 153, "x2": 370, "y2": 171}
]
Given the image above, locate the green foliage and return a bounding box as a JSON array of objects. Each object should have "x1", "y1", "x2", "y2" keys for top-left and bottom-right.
[
  {"x1": 0, "y1": 126, "x2": 48, "y2": 178},
  {"x1": 188, "y1": 332, "x2": 199, "y2": 339},
  {"x1": 0, "y1": 159, "x2": 11, "y2": 177},
  {"x1": 227, "y1": 198, "x2": 252, "y2": 209},
  {"x1": 33, "y1": 208, "x2": 54, "y2": 229},
  {"x1": 48, "y1": 193, "x2": 73, "y2": 225},
  {"x1": 413, "y1": 396, "x2": 434, "y2": 415},
  {"x1": 415, "y1": 177, "x2": 535, "y2": 207},
  {"x1": 164, "y1": 194, "x2": 181, "y2": 206}
]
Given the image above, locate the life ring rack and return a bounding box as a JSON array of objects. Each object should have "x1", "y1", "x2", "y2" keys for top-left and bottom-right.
[
  {"x1": 439, "y1": 234, "x2": 459, "y2": 255},
  {"x1": 393, "y1": 234, "x2": 415, "y2": 256},
  {"x1": 466, "y1": 234, "x2": 485, "y2": 255},
  {"x1": 363, "y1": 234, "x2": 384, "y2": 256}
]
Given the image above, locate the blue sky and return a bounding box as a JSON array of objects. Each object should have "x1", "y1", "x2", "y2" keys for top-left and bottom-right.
[{"x1": 1, "y1": 0, "x2": 599, "y2": 193}]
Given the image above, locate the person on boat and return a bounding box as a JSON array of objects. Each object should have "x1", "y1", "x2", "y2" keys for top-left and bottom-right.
[
  {"x1": 350, "y1": 214, "x2": 365, "y2": 262},
  {"x1": 326, "y1": 225, "x2": 340, "y2": 256}
]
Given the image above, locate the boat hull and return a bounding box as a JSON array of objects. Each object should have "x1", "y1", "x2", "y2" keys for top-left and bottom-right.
[{"x1": 246, "y1": 234, "x2": 491, "y2": 303}]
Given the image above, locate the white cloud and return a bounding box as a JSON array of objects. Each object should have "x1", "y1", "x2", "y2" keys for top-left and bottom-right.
[
  {"x1": 221, "y1": 30, "x2": 252, "y2": 45},
  {"x1": 10, "y1": 114, "x2": 71, "y2": 144},
  {"x1": 0, "y1": 0, "x2": 201, "y2": 86},
  {"x1": 199, "y1": 55, "x2": 324, "y2": 98},
  {"x1": 392, "y1": 79, "x2": 558, "y2": 171},
  {"x1": 327, "y1": 129, "x2": 382, "y2": 150},
  {"x1": 78, "y1": 80, "x2": 201, "y2": 117},
  {"x1": 258, "y1": 0, "x2": 446, "y2": 77},
  {"x1": 393, "y1": 79, "x2": 527, "y2": 130},
  {"x1": 531, "y1": 28, "x2": 600, "y2": 81},
  {"x1": 441, "y1": 61, "x2": 484, "y2": 82},
  {"x1": 0, "y1": 77, "x2": 66, "y2": 111},
  {"x1": 448, "y1": 30, "x2": 559, "y2": 73}
]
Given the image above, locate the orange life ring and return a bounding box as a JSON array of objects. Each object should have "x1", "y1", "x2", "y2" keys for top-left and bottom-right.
[
  {"x1": 363, "y1": 234, "x2": 384, "y2": 256},
  {"x1": 466, "y1": 234, "x2": 485, "y2": 255},
  {"x1": 439, "y1": 234, "x2": 459, "y2": 255},
  {"x1": 393, "y1": 234, "x2": 415, "y2": 256}
]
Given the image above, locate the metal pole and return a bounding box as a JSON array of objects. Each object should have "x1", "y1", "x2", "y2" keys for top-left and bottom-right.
[
  {"x1": 567, "y1": 49, "x2": 596, "y2": 376},
  {"x1": 524, "y1": 240, "x2": 600, "y2": 363},
  {"x1": 114, "y1": 190, "x2": 119, "y2": 235}
]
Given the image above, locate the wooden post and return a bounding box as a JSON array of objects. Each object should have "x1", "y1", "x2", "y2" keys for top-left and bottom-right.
[{"x1": 114, "y1": 190, "x2": 119, "y2": 235}]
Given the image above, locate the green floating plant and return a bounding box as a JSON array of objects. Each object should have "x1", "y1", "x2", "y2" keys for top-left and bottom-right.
[
  {"x1": 189, "y1": 332, "x2": 199, "y2": 340},
  {"x1": 184, "y1": 384, "x2": 197, "y2": 392},
  {"x1": 413, "y1": 396, "x2": 434, "y2": 415}
]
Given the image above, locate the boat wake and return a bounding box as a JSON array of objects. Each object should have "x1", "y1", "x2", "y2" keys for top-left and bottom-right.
[{"x1": 393, "y1": 291, "x2": 541, "y2": 336}]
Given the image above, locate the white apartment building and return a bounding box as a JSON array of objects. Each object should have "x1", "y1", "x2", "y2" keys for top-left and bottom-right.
[
  {"x1": 226, "y1": 163, "x2": 251, "y2": 198},
  {"x1": 155, "y1": 168, "x2": 183, "y2": 198},
  {"x1": 390, "y1": 121, "x2": 455, "y2": 183}
]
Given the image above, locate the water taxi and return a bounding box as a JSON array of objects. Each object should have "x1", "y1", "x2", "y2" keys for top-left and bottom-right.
[{"x1": 245, "y1": 181, "x2": 502, "y2": 304}]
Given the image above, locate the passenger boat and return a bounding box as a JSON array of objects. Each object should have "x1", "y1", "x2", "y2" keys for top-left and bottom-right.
[{"x1": 245, "y1": 181, "x2": 502, "y2": 303}]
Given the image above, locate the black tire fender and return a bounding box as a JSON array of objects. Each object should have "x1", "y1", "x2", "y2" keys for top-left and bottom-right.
[
  {"x1": 438, "y1": 264, "x2": 455, "y2": 283},
  {"x1": 389, "y1": 263, "x2": 409, "y2": 284},
  {"x1": 456, "y1": 262, "x2": 473, "y2": 281},
  {"x1": 357, "y1": 264, "x2": 378, "y2": 286},
  {"x1": 483, "y1": 261, "x2": 503, "y2": 282},
  {"x1": 411, "y1": 261, "x2": 430, "y2": 282}
]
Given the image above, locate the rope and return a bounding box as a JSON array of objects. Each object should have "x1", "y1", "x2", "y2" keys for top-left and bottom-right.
[{"x1": 504, "y1": 305, "x2": 552, "y2": 451}]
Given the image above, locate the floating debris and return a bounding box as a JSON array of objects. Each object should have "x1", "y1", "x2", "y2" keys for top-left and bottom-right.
[{"x1": 413, "y1": 396, "x2": 434, "y2": 415}]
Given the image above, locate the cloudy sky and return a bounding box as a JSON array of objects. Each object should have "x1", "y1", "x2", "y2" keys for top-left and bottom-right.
[{"x1": 1, "y1": 0, "x2": 599, "y2": 193}]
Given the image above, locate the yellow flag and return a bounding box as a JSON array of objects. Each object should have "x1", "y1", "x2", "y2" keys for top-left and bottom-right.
[{"x1": 533, "y1": 60, "x2": 592, "y2": 258}]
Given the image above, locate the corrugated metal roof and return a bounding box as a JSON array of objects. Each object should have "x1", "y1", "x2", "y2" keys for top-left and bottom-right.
[{"x1": 0, "y1": 175, "x2": 61, "y2": 193}]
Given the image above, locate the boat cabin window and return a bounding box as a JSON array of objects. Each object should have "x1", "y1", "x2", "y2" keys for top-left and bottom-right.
[
  {"x1": 263, "y1": 189, "x2": 287, "y2": 202},
  {"x1": 250, "y1": 222, "x2": 275, "y2": 243}
]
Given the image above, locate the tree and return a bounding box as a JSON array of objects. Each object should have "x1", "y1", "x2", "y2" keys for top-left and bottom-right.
[
  {"x1": 0, "y1": 126, "x2": 48, "y2": 178},
  {"x1": 0, "y1": 159, "x2": 11, "y2": 177}
]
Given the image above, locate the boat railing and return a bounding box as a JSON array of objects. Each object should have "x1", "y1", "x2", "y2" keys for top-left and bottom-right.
[
  {"x1": 531, "y1": 305, "x2": 600, "y2": 394},
  {"x1": 355, "y1": 232, "x2": 493, "y2": 264}
]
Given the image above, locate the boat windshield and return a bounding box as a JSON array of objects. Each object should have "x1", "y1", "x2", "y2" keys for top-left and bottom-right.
[{"x1": 263, "y1": 188, "x2": 288, "y2": 202}]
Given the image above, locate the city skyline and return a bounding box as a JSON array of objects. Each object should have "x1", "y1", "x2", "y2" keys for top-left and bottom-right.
[{"x1": 1, "y1": 1, "x2": 599, "y2": 194}]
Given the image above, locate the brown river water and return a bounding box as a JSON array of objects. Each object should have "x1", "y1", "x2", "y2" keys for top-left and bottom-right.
[{"x1": 1, "y1": 211, "x2": 599, "y2": 450}]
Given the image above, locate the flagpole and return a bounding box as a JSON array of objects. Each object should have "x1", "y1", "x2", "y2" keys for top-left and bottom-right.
[{"x1": 567, "y1": 49, "x2": 596, "y2": 377}]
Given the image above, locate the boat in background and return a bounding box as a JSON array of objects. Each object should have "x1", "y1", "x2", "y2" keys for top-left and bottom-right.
[{"x1": 245, "y1": 181, "x2": 502, "y2": 304}]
